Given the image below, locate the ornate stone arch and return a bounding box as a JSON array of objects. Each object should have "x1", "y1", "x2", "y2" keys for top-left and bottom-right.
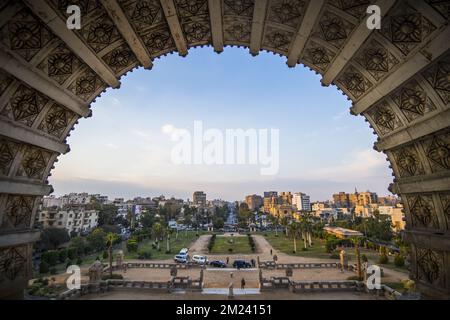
[{"x1": 0, "y1": 0, "x2": 449, "y2": 299}]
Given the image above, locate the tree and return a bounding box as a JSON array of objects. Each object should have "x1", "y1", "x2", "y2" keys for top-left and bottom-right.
[
  {"x1": 288, "y1": 222, "x2": 301, "y2": 253},
  {"x1": 351, "y1": 237, "x2": 363, "y2": 281},
  {"x1": 304, "y1": 213, "x2": 314, "y2": 247},
  {"x1": 105, "y1": 233, "x2": 117, "y2": 278},
  {"x1": 140, "y1": 211, "x2": 155, "y2": 230},
  {"x1": 97, "y1": 204, "x2": 118, "y2": 226},
  {"x1": 39, "y1": 260, "x2": 49, "y2": 274},
  {"x1": 70, "y1": 236, "x2": 86, "y2": 256},
  {"x1": 39, "y1": 228, "x2": 70, "y2": 251},
  {"x1": 101, "y1": 224, "x2": 120, "y2": 234},
  {"x1": 165, "y1": 228, "x2": 172, "y2": 253},
  {"x1": 281, "y1": 217, "x2": 289, "y2": 237},
  {"x1": 58, "y1": 249, "x2": 68, "y2": 263},
  {"x1": 152, "y1": 223, "x2": 163, "y2": 251},
  {"x1": 213, "y1": 217, "x2": 224, "y2": 229},
  {"x1": 87, "y1": 228, "x2": 106, "y2": 252}
]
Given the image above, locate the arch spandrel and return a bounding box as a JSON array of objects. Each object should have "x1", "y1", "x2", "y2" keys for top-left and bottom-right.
[{"x1": 0, "y1": 0, "x2": 449, "y2": 299}]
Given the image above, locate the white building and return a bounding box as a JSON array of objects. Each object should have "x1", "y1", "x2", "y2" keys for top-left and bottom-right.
[
  {"x1": 61, "y1": 193, "x2": 92, "y2": 207},
  {"x1": 293, "y1": 192, "x2": 311, "y2": 211},
  {"x1": 378, "y1": 205, "x2": 406, "y2": 231},
  {"x1": 38, "y1": 206, "x2": 99, "y2": 235},
  {"x1": 42, "y1": 195, "x2": 63, "y2": 208}
]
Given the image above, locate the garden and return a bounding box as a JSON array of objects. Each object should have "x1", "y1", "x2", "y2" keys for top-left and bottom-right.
[{"x1": 208, "y1": 235, "x2": 255, "y2": 254}]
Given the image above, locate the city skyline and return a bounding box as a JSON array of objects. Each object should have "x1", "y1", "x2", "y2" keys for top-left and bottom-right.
[{"x1": 49, "y1": 47, "x2": 392, "y2": 202}]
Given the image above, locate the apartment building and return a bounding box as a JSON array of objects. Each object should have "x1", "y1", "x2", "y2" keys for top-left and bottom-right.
[{"x1": 38, "y1": 205, "x2": 99, "y2": 235}]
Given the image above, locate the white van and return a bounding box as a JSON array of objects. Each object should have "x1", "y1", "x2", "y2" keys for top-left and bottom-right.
[
  {"x1": 174, "y1": 254, "x2": 189, "y2": 263},
  {"x1": 192, "y1": 255, "x2": 207, "y2": 265}
]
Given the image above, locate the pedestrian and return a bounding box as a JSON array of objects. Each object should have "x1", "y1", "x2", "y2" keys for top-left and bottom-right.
[
  {"x1": 230, "y1": 272, "x2": 233, "y2": 279},
  {"x1": 251, "y1": 259, "x2": 255, "y2": 267},
  {"x1": 270, "y1": 249, "x2": 272, "y2": 256},
  {"x1": 241, "y1": 278, "x2": 246, "y2": 290},
  {"x1": 226, "y1": 257, "x2": 229, "y2": 265}
]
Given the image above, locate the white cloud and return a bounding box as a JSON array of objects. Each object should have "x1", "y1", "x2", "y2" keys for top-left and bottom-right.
[
  {"x1": 132, "y1": 129, "x2": 151, "y2": 139},
  {"x1": 106, "y1": 143, "x2": 119, "y2": 150},
  {"x1": 161, "y1": 124, "x2": 175, "y2": 134},
  {"x1": 332, "y1": 110, "x2": 349, "y2": 121},
  {"x1": 304, "y1": 149, "x2": 387, "y2": 181},
  {"x1": 110, "y1": 97, "x2": 121, "y2": 106}
]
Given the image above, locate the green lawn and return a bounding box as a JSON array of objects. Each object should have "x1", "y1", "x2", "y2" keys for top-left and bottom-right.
[
  {"x1": 346, "y1": 248, "x2": 409, "y2": 274},
  {"x1": 210, "y1": 236, "x2": 253, "y2": 254},
  {"x1": 261, "y1": 232, "x2": 409, "y2": 274},
  {"x1": 124, "y1": 231, "x2": 201, "y2": 260},
  {"x1": 262, "y1": 232, "x2": 332, "y2": 259}
]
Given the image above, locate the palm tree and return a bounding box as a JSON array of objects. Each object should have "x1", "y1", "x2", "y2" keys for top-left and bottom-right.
[
  {"x1": 152, "y1": 223, "x2": 163, "y2": 251},
  {"x1": 351, "y1": 237, "x2": 363, "y2": 280},
  {"x1": 105, "y1": 232, "x2": 116, "y2": 278},
  {"x1": 281, "y1": 216, "x2": 289, "y2": 237},
  {"x1": 165, "y1": 227, "x2": 172, "y2": 252},
  {"x1": 274, "y1": 215, "x2": 280, "y2": 237},
  {"x1": 303, "y1": 213, "x2": 314, "y2": 247},
  {"x1": 288, "y1": 221, "x2": 301, "y2": 253}
]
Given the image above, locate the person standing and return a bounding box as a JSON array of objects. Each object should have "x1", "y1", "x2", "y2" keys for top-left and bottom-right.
[
  {"x1": 270, "y1": 249, "x2": 273, "y2": 256},
  {"x1": 226, "y1": 257, "x2": 229, "y2": 265},
  {"x1": 241, "y1": 278, "x2": 246, "y2": 290}
]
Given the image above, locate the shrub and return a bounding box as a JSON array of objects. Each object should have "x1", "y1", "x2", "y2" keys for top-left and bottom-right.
[
  {"x1": 137, "y1": 249, "x2": 152, "y2": 260},
  {"x1": 394, "y1": 254, "x2": 405, "y2": 267},
  {"x1": 248, "y1": 235, "x2": 256, "y2": 252},
  {"x1": 361, "y1": 254, "x2": 368, "y2": 263},
  {"x1": 329, "y1": 251, "x2": 339, "y2": 259},
  {"x1": 76, "y1": 257, "x2": 83, "y2": 265},
  {"x1": 67, "y1": 248, "x2": 76, "y2": 260},
  {"x1": 379, "y1": 254, "x2": 389, "y2": 264},
  {"x1": 102, "y1": 250, "x2": 108, "y2": 259},
  {"x1": 325, "y1": 239, "x2": 340, "y2": 253},
  {"x1": 126, "y1": 239, "x2": 138, "y2": 252},
  {"x1": 84, "y1": 245, "x2": 93, "y2": 255},
  {"x1": 207, "y1": 234, "x2": 216, "y2": 253},
  {"x1": 58, "y1": 249, "x2": 68, "y2": 263},
  {"x1": 228, "y1": 248, "x2": 233, "y2": 253},
  {"x1": 43, "y1": 250, "x2": 59, "y2": 266},
  {"x1": 39, "y1": 261, "x2": 49, "y2": 274},
  {"x1": 49, "y1": 267, "x2": 57, "y2": 275}
]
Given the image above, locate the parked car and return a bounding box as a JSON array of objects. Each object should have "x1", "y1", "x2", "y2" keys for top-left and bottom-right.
[
  {"x1": 209, "y1": 260, "x2": 226, "y2": 268},
  {"x1": 192, "y1": 255, "x2": 208, "y2": 265},
  {"x1": 233, "y1": 260, "x2": 252, "y2": 269},
  {"x1": 179, "y1": 248, "x2": 189, "y2": 255},
  {"x1": 174, "y1": 254, "x2": 189, "y2": 263}
]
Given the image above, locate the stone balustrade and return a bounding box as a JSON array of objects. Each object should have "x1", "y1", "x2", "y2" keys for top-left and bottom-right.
[{"x1": 259, "y1": 261, "x2": 339, "y2": 269}]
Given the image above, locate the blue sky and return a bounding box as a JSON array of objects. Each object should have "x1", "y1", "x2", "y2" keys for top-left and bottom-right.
[{"x1": 49, "y1": 47, "x2": 393, "y2": 202}]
